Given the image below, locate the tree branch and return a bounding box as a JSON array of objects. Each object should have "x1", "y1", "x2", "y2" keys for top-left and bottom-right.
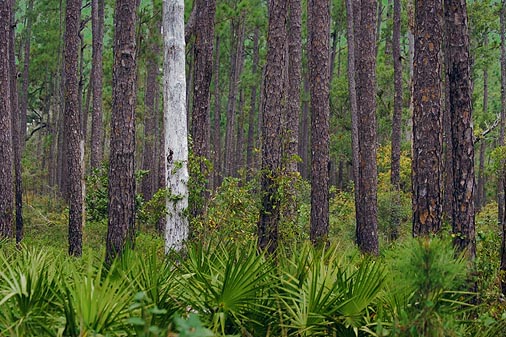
[{"x1": 474, "y1": 114, "x2": 500, "y2": 144}]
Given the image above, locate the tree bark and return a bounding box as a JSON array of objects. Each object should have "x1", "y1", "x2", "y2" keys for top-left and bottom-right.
[
  {"x1": 90, "y1": 0, "x2": 105, "y2": 169},
  {"x1": 412, "y1": 0, "x2": 443, "y2": 236},
  {"x1": 308, "y1": 0, "x2": 330, "y2": 246},
  {"x1": 246, "y1": 28, "x2": 260, "y2": 179},
  {"x1": 298, "y1": 73, "x2": 310, "y2": 180},
  {"x1": 9, "y1": 0, "x2": 23, "y2": 244},
  {"x1": 142, "y1": 7, "x2": 161, "y2": 202},
  {"x1": 500, "y1": 1, "x2": 506, "y2": 231},
  {"x1": 64, "y1": 0, "x2": 84, "y2": 256},
  {"x1": 0, "y1": 0, "x2": 13, "y2": 238},
  {"x1": 106, "y1": 0, "x2": 138, "y2": 264},
  {"x1": 20, "y1": 0, "x2": 34, "y2": 149},
  {"x1": 163, "y1": 0, "x2": 189, "y2": 252},
  {"x1": 258, "y1": 0, "x2": 287, "y2": 254},
  {"x1": 211, "y1": 36, "x2": 222, "y2": 189}
]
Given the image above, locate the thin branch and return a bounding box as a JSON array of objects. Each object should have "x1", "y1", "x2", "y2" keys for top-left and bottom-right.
[
  {"x1": 25, "y1": 123, "x2": 48, "y2": 141},
  {"x1": 474, "y1": 114, "x2": 500, "y2": 144}
]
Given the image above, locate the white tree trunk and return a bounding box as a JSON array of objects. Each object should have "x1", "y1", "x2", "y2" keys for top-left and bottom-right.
[{"x1": 163, "y1": 0, "x2": 189, "y2": 252}]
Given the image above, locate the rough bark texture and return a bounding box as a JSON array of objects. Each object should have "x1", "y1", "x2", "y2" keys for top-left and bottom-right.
[
  {"x1": 163, "y1": 0, "x2": 189, "y2": 252},
  {"x1": 9, "y1": 0, "x2": 23, "y2": 244},
  {"x1": 211, "y1": 36, "x2": 222, "y2": 189},
  {"x1": 444, "y1": 0, "x2": 476, "y2": 258},
  {"x1": 345, "y1": 0, "x2": 360, "y2": 243},
  {"x1": 90, "y1": 0, "x2": 105, "y2": 169},
  {"x1": 258, "y1": 0, "x2": 287, "y2": 254},
  {"x1": 412, "y1": 0, "x2": 443, "y2": 236},
  {"x1": 286, "y1": 0, "x2": 302, "y2": 174},
  {"x1": 191, "y1": 0, "x2": 216, "y2": 165},
  {"x1": 308, "y1": 0, "x2": 330, "y2": 246},
  {"x1": 0, "y1": 0, "x2": 13, "y2": 238},
  {"x1": 106, "y1": 0, "x2": 138, "y2": 264},
  {"x1": 64, "y1": 0, "x2": 84, "y2": 256},
  {"x1": 391, "y1": 0, "x2": 402, "y2": 190},
  {"x1": 355, "y1": 0, "x2": 379, "y2": 255},
  {"x1": 142, "y1": 9, "x2": 161, "y2": 201}
]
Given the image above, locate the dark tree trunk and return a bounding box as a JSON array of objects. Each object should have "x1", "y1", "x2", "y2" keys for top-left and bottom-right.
[
  {"x1": 355, "y1": 0, "x2": 379, "y2": 255},
  {"x1": 412, "y1": 0, "x2": 443, "y2": 236},
  {"x1": 298, "y1": 73, "x2": 310, "y2": 180},
  {"x1": 308, "y1": 0, "x2": 330, "y2": 246},
  {"x1": 106, "y1": 0, "x2": 138, "y2": 264},
  {"x1": 246, "y1": 28, "x2": 260, "y2": 179},
  {"x1": 9, "y1": 0, "x2": 23, "y2": 244},
  {"x1": 90, "y1": 0, "x2": 105, "y2": 169},
  {"x1": 258, "y1": 0, "x2": 287, "y2": 254},
  {"x1": 0, "y1": 0, "x2": 13, "y2": 238},
  {"x1": 142, "y1": 9, "x2": 161, "y2": 202},
  {"x1": 191, "y1": 0, "x2": 216, "y2": 212},
  {"x1": 211, "y1": 36, "x2": 222, "y2": 189},
  {"x1": 20, "y1": 0, "x2": 34, "y2": 149},
  {"x1": 444, "y1": 0, "x2": 476, "y2": 258},
  {"x1": 64, "y1": 0, "x2": 84, "y2": 256},
  {"x1": 390, "y1": 0, "x2": 402, "y2": 240},
  {"x1": 345, "y1": 0, "x2": 360, "y2": 241}
]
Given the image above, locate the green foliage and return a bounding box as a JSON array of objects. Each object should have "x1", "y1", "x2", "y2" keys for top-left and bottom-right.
[{"x1": 378, "y1": 237, "x2": 471, "y2": 337}]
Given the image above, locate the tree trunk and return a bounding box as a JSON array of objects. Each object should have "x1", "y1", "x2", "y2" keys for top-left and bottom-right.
[
  {"x1": 20, "y1": 0, "x2": 34, "y2": 149},
  {"x1": 500, "y1": 1, "x2": 506, "y2": 231},
  {"x1": 64, "y1": 0, "x2": 84, "y2": 256},
  {"x1": 308, "y1": 0, "x2": 330, "y2": 246},
  {"x1": 355, "y1": 0, "x2": 379, "y2": 255},
  {"x1": 345, "y1": 0, "x2": 360, "y2": 242},
  {"x1": 90, "y1": 0, "x2": 105, "y2": 169},
  {"x1": 9, "y1": 0, "x2": 23, "y2": 244},
  {"x1": 235, "y1": 88, "x2": 245, "y2": 173},
  {"x1": 476, "y1": 65, "x2": 488, "y2": 212},
  {"x1": 142, "y1": 8, "x2": 161, "y2": 202},
  {"x1": 444, "y1": 0, "x2": 476, "y2": 259},
  {"x1": 191, "y1": 0, "x2": 216, "y2": 178},
  {"x1": 298, "y1": 73, "x2": 310, "y2": 180},
  {"x1": 106, "y1": 0, "x2": 138, "y2": 263},
  {"x1": 246, "y1": 28, "x2": 260, "y2": 179},
  {"x1": 211, "y1": 36, "x2": 222, "y2": 189},
  {"x1": 258, "y1": 0, "x2": 287, "y2": 254},
  {"x1": 390, "y1": 0, "x2": 402, "y2": 240},
  {"x1": 412, "y1": 0, "x2": 443, "y2": 236},
  {"x1": 163, "y1": 0, "x2": 189, "y2": 252},
  {"x1": 0, "y1": 0, "x2": 13, "y2": 238}
]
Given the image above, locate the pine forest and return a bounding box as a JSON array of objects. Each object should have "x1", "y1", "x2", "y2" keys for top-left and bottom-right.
[{"x1": 2, "y1": 0, "x2": 506, "y2": 335}]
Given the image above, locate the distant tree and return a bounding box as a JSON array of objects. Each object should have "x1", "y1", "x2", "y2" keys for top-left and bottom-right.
[
  {"x1": 106, "y1": 0, "x2": 138, "y2": 263},
  {"x1": 500, "y1": 0, "x2": 506, "y2": 295},
  {"x1": 258, "y1": 0, "x2": 287, "y2": 254},
  {"x1": 20, "y1": 0, "x2": 34, "y2": 149},
  {"x1": 191, "y1": 0, "x2": 216, "y2": 215},
  {"x1": 0, "y1": 0, "x2": 13, "y2": 238},
  {"x1": 163, "y1": 0, "x2": 190, "y2": 252},
  {"x1": 308, "y1": 0, "x2": 331, "y2": 246},
  {"x1": 90, "y1": 0, "x2": 105, "y2": 169},
  {"x1": 412, "y1": 0, "x2": 443, "y2": 236},
  {"x1": 246, "y1": 28, "x2": 260, "y2": 180},
  {"x1": 64, "y1": 0, "x2": 84, "y2": 256},
  {"x1": 211, "y1": 36, "x2": 222, "y2": 189},
  {"x1": 355, "y1": 0, "x2": 379, "y2": 255}
]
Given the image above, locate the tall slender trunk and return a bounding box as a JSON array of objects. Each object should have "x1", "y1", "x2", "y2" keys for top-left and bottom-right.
[
  {"x1": 258, "y1": 0, "x2": 287, "y2": 254},
  {"x1": 0, "y1": 0, "x2": 13, "y2": 238},
  {"x1": 90, "y1": 0, "x2": 105, "y2": 169},
  {"x1": 390, "y1": 0, "x2": 402, "y2": 240},
  {"x1": 20, "y1": 0, "x2": 34, "y2": 149},
  {"x1": 64, "y1": 0, "x2": 84, "y2": 256},
  {"x1": 235, "y1": 88, "x2": 245, "y2": 173},
  {"x1": 9, "y1": 0, "x2": 23, "y2": 244},
  {"x1": 298, "y1": 73, "x2": 310, "y2": 179},
  {"x1": 163, "y1": 0, "x2": 189, "y2": 252},
  {"x1": 500, "y1": 1, "x2": 506, "y2": 231},
  {"x1": 246, "y1": 28, "x2": 260, "y2": 179},
  {"x1": 355, "y1": 0, "x2": 379, "y2": 255},
  {"x1": 142, "y1": 10, "x2": 161, "y2": 202},
  {"x1": 106, "y1": 0, "x2": 138, "y2": 263},
  {"x1": 211, "y1": 36, "x2": 222, "y2": 189},
  {"x1": 412, "y1": 0, "x2": 443, "y2": 236},
  {"x1": 309, "y1": 0, "x2": 331, "y2": 246}
]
